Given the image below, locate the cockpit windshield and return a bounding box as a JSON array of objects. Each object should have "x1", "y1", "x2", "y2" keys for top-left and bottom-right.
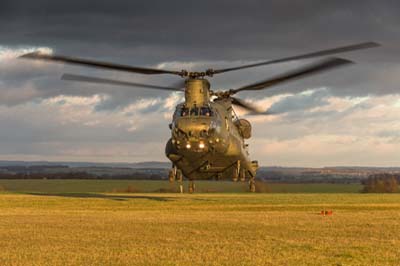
[
  {"x1": 179, "y1": 106, "x2": 213, "y2": 117},
  {"x1": 180, "y1": 107, "x2": 189, "y2": 116},
  {"x1": 200, "y1": 107, "x2": 212, "y2": 116},
  {"x1": 190, "y1": 107, "x2": 199, "y2": 116}
]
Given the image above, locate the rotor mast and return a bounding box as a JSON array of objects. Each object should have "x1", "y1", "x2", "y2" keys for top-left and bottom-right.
[{"x1": 184, "y1": 78, "x2": 211, "y2": 108}]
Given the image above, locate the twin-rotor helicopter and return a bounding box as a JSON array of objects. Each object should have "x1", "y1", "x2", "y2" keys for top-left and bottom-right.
[{"x1": 21, "y1": 42, "x2": 379, "y2": 192}]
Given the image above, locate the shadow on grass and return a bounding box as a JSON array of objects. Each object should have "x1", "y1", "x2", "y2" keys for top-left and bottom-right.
[{"x1": 26, "y1": 192, "x2": 174, "y2": 202}]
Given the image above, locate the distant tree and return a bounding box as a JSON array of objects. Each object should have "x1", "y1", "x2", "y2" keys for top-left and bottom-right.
[{"x1": 362, "y1": 173, "x2": 399, "y2": 193}]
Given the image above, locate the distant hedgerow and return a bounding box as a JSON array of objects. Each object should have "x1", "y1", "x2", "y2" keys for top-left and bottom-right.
[{"x1": 362, "y1": 173, "x2": 399, "y2": 193}]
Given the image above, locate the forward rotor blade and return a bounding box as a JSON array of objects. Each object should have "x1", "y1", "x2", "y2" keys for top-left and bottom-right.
[
  {"x1": 230, "y1": 57, "x2": 352, "y2": 94},
  {"x1": 62, "y1": 73, "x2": 184, "y2": 91},
  {"x1": 20, "y1": 52, "x2": 183, "y2": 76},
  {"x1": 212, "y1": 42, "x2": 379, "y2": 75}
]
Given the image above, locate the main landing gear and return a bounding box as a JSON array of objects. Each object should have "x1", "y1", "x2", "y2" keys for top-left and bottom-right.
[
  {"x1": 169, "y1": 166, "x2": 182, "y2": 182},
  {"x1": 233, "y1": 161, "x2": 256, "y2": 192},
  {"x1": 169, "y1": 166, "x2": 183, "y2": 193},
  {"x1": 232, "y1": 160, "x2": 246, "y2": 182}
]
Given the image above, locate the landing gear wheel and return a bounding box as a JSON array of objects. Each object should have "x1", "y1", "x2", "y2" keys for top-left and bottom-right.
[
  {"x1": 216, "y1": 173, "x2": 221, "y2": 181},
  {"x1": 240, "y1": 169, "x2": 246, "y2": 182},
  {"x1": 176, "y1": 169, "x2": 183, "y2": 182},
  {"x1": 188, "y1": 181, "x2": 195, "y2": 193},
  {"x1": 232, "y1": 167, "x2": 239, "y2": 182},
  {"x1": 233, "y1": 160, "x2": 240, "y2": 182},
  {"x1": 249, "y1": 178, "x2": 256, "y2": 193}
]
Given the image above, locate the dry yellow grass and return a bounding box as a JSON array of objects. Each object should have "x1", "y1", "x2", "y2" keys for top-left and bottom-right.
[{"x1": 0, "y1": 193, "x2": 399, "y2": 266}]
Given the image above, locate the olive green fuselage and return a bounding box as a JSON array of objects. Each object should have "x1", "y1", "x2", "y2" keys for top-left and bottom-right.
[{"x1": 165, "y1": 78, "x2": 258, "y2": 181}]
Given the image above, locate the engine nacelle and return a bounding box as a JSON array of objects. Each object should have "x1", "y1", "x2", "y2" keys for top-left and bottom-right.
[{"x1": 235, "y1": 119, "x2": 252, "y2": 139}]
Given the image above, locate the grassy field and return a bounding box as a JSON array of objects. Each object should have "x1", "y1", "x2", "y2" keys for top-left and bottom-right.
[
  {"x1": 0, "y1": 192, "x2": 399, "y2": 266},
  {"x1": 0, "y1": 179, "x2": 363, "y2": 193}
]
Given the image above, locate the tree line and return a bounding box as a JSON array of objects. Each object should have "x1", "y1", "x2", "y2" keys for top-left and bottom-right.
[{"x1": 362, "y1": 173, "x2": 400, "y2": 193}]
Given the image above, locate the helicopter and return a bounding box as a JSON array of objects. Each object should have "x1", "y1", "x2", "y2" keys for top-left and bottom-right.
[{"x1": 20, "y1": 42, "x2": 379, "y2": 192}]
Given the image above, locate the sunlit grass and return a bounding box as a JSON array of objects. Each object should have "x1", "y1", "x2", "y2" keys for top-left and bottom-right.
[{"x1": 0, "y1": 193, "x2": 399, "y2": 265}]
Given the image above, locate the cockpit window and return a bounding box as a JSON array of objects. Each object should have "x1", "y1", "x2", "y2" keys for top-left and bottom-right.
[
  {"x1": 190, "y1": 107, "x2": 199, "y2": 116},
  {"x1": 180, "y1": 107, "x2": 189, "y2": 116},
  {"x1": 178, "y1": 106, "x2": 213, "y2": 117},
  {"x1": 200, "y1": 107, "x2": 213, "y2": 116}
]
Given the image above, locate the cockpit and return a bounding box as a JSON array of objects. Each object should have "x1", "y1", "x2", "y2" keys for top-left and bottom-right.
[{"x1": 179, "y1": 106, "x2": 213, "y2": 117}]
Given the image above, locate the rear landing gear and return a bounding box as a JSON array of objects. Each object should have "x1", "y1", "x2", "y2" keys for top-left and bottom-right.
[
  {"x1": 240, "y1": 169, "x2": 246, "y2": 182},
  {"x1": 188, "y1": 180, "x2": 195, "y2": 193},
  {"x1": 249, "y1": 177, "x2": 256, "y2": 193},
  {"x1": 176, "y1": 169, "x2": 183, "y2": 182},
  {"x1": 232, "y1": 167, "x2": 239, "y2": 182},
  {"x1": 169, "y1": 166, "x2": 184, "y2": 193},
  {"x1": 232, "y1": 160, "x2": 240, "y2": 182}
]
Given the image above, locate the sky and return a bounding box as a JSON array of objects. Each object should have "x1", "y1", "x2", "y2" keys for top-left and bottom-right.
[{"x1": 0, "y1": 0, "x2": 399, "y2": 167}]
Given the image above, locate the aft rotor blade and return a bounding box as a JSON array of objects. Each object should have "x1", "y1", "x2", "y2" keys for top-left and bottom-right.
[
  {"x1": 62, "y1": 73, "x2": 184, "y2": 91},
  {"x1": 212, "y1": 42, "x2": 379, "y2": 75},
  {"x1": 20, "y1": 52, "x2": 183, "y2": 76},
  {"x1": 230, "y1": 57, "x2": 352, "y2": 94},
  {"x1": 231, "y1": 97, "x2": 264, "y2": 113}
]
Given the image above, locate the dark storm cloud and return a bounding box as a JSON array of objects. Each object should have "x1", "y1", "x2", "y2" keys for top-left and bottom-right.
[
  {"x1": 1, "y1": 0, "x2": 399, "y2": 59},
  {"x1": 0, "y1": 0, "x2": 400, "y2": 106},
  {"x1": 1, "y1": 0, "x2": 400, "y2": 107}
]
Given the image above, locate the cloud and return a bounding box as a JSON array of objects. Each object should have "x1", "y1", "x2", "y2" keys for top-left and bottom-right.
[
  {"x1": 266, "y1": 88, "x2": 330, "y2": 115},
  {"x1": 0, "y1": 1, "x2": 399, "y2": 165},
  {"x1": 0, "y1": 46, "x2": 52, "y2": 61}
]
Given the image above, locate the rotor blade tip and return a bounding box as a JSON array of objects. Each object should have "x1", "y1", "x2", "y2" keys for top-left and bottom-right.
[
  {"x1": 19, "y1": 52, "x2": 38, "y2": 58},
  {"x1": 19, "y1": 51, "x2": 52, "y2": 59},
  {"x1": 332, "y1": 57, "x2": 354, "y2": 64},
  {"x1": 60, "y1": 74, "x2": 71, "y2": 80},
  {"x1": 365, "y1": 41, "x2": 381, "y2": 47}
]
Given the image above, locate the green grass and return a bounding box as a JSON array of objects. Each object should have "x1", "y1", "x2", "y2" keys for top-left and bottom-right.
[
  {"x1": 0, "y1": 193, "x2": 399, "y2": 265},
  {"x1": 0, "y1": 179, "x2": 363, "y2": 193}
]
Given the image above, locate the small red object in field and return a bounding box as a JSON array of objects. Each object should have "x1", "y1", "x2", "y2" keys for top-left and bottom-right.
[{"x1": 320, "y1": 210, "x2": 333, "y2": 216}]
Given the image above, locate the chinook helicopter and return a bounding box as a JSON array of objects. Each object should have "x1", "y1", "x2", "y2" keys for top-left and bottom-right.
[{"x1": 20, "y1": 42, "x2": 379, "y2": 192}]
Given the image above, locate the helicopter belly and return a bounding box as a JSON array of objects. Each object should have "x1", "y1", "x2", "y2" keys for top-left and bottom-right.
[{"x1": 165, "y1": 138, "x2": 257, "y2": 180}]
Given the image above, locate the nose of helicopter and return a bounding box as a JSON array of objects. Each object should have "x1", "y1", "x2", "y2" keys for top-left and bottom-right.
[{"x1": 171, "y1": 117, "x2": 224, "y2": 153}]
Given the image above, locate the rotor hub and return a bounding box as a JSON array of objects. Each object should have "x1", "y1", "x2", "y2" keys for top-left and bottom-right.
[{"x1": 179, "y1": 69, "x2": 215, "y2": 78}]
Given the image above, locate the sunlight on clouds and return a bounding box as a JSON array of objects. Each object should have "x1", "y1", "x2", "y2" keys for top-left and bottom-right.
[
  {"x1": 122, "y1": 98, "x2": 161, "y2": 113},
  {"x1": 45, "y1": 94, "x2": 105, "y2": 106},
  {"x1": 162, "y1": 93, "x2": 184, "y2": 120},
  {"x1": 1, "y1": 76, "x2": 400, "y2": 165},
  {"x1": 0, "y1": 46, "x2": 53, "y2": 61},
  {"x1": 163, "y1": 92, "x2": 183, "y2": 110},
  {"x1": 252, "y1": 133, "x2": 400, "y2": 167},
  {"x1": 246, "y1": 93, "x2": 400, "y2": 166},
  {"x1": 347, "y1": 96, "x2": 370, "y2": 105},
  {"x1": 155, "y1": 60, "x2": 263, "y2": 72}
]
